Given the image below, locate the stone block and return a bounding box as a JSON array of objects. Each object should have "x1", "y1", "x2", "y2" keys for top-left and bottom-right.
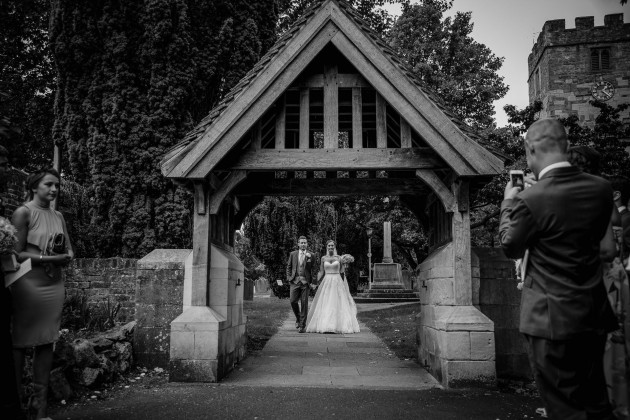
[
  {"x1": 441, "y1": 360, "x2": 496, "y2": 388},
  {"x1": 470, "y1": 331, "x2": 495, "y2": 361},
  {"x1": 169, "y1": 359, "x2": 218, "y2": 382},
  {"x1": 431, "y1": 306, "x2": 494, "y2": 332},
  {"x1": 135, "y1": 303, "x2": 182, "y2": 328},
  {"x1": 170, "y1": 331, "x2": 195, "y2": 360},
  {"x1": 192, "y1": 330, "x2": 219, "y2": 360},
  {"x1": 439, "y1": 330, "x2": 470, "y2": 360},
  {"x1": 209, "y1": 278, "x2": 229, "y2": 306},
  {"x1": 426, "y1": 278, "x2": 455, "y2": 305},
  {"x1": 138, "y1": 249, "x2": 192, "y2": 270},
  {"x1": 170, "y1": 306, "x2": 227, "y2": 332}
]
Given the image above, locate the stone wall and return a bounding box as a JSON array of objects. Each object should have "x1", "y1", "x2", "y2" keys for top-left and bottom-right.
[
  {"x1": 473, "y1": 248, "x2": 531, "y2": 381},
  {"x1": 63, "y1": 258, "x2": 138, "y2": 323},
  {"x1": 528, "y1": 14, "x2": 630, "y2": 124},
  {"x1": 134, "y1": 249, "x2": 190, "y2": 369},
  {"x1": 0, "y1": 167, "x2": 28, "y2": 218}
]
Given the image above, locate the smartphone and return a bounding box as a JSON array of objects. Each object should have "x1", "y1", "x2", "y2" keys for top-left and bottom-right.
[{"x1": 510, "y1": 170, "x2": 525, "y2": 190}]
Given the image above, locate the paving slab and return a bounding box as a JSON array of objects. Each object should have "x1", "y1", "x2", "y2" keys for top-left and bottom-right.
[{"x1": 222, "y1": 310, "x2": 440, "y2": 390}]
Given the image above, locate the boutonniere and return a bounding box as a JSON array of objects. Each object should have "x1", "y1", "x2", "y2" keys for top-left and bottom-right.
[{"x1": 305, "y1": 252, "x2": 312, "y2": 262}]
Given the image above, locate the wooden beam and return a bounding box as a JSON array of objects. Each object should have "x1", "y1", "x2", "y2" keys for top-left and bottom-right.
[
  {"x1": 275, "y1": 95, "x2": 285, "y2": 149},
  {"x1": 252, "y1": 122, "x2": 261, "y2": 150},
  {"x1": 415, "y1": 169, "x2": 456, "y2": 212},
  {"x1": 352, "y1": 87, "x2": 362, "y2": 149},
  {"x1": 324, "y1": 63, "x2": 338, "y2": 149},
  {"x1": 451, "y1": 178, "x2": 471, "y2": 305},
  {"x1": 218, "y1": 148, "x2": 443, "y2": 171},
  {"x1": 299, "y1": 88, "x2": 309, "y2": 149},
  {"x1": 234, "y1": 196, "x2": 265, "y2": 227},
  {"x1": 194, "y1": 182, "x2": 208, "y2": 215},
  {"x1": 400, "y1": 119, "x2": 412, "y2": 148},
  {"x1": 176, "y1": 14, "x2": 338, "y2": 178},
  {"x1": 192, "y1": 180, "x2": 210, "y2": 306},
  {"x1": 375, "y1": 92, "x2": 387, "y2": 148},
  {"x1": 234, "y1": 177, "x2": 427, "y2": 196},
  {"x1": 209, "y1": 170, "x2": 248, "y2": 215},
  {"x1": 295, "y1": 73, "x2": 370, "y2": 88}
]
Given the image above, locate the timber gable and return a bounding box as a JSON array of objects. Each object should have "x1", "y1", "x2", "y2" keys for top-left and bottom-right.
[{"x1": 160, "y1": 0, "x2": 504, "y2": 180}]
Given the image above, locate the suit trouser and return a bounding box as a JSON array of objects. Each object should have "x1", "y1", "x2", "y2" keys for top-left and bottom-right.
[
  {"x1": 289, "y1": 281, "x2": 308, "y2": 327},
  {"x1": 524, "y1": 333, "x2": 614, "y2": 420}
]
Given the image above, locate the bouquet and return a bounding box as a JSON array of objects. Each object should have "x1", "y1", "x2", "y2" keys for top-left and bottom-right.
[
  {"x1": 0, "y1": 217, "x2": 19, "y2": 273},
  {"x1": 339, "y1": 254, "x2": 354, "y2": 265},
  {"x1": 0, "y1": 217, "x2": 17, "y2": 255}
]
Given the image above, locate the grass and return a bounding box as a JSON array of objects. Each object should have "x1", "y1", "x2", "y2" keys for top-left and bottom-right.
[
  {"x1": 357, "y1": 303, "x2": 421, "y2": 362},
  {"x1": 244, "y1": 297, "x2": 290, "y2": 352}
]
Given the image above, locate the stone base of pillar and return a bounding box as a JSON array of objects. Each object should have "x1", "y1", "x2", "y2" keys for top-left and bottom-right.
[
  {"x1": 416, "y1": 305, "x2": 496, "y2": 388},
  {"x1": 371, "y1": 262, "x2": 403, "y2": 289}
]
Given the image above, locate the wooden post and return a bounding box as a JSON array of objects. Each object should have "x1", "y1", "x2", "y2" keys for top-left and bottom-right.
[
  {"x1": 275, "y1": 94, "x2": 286, "y2": 149},
  {"x1": 252, "y1": 122, "x2": 261, "y2": 150},
  {"x1": 299, "y1": 88, "x2": 310, "y2": 149},
  {"x1": 400, "y1": 119, "x2": 411, "y2": 148},
  {"x1": 192, "y1": 181, "x2": 211, "y2": 306},
  {"x1": 352, "y1": 87, "x2": 362, "y2": 149},
  {"x1": 376, "y1": 92, "x2": 387, "y2": 148},
  {"x1": 324, "y1": 63, "x2": 338, "y2": 149},
  {"x1": 451, "y1": 179, "x2": 471, "y2": 305}
]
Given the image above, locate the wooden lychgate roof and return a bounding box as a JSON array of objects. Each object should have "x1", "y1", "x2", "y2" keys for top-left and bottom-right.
[{"x1": 160, "y1": 0, "x2": 504, "y2": 180}]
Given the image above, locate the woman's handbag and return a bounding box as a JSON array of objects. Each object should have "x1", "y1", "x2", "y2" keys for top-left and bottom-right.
[{"x1": 47, "y1": 232, "x2": 66, "y2": 255}]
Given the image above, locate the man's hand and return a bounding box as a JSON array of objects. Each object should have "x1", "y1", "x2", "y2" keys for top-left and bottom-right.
[
  {"x1": 504, "y1": 179, "x2": 521, "y2": 200},
  {"x1": 524, "y1": 174, "x2": 537, "y2": 188}
]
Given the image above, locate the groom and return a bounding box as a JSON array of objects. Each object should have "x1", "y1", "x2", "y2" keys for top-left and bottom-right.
[{"x1": 286, "y1": 236, "x2": 316, "y2": 333}]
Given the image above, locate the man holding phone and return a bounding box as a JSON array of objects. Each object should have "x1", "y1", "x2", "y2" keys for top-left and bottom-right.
[{"x1": 499, "y1": 119, "x2": 617, "y2": 419}]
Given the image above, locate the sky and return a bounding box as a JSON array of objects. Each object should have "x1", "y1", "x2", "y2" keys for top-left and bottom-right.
[{"x1": 382, "y1": 0, "x2": 628, "y2": 127}]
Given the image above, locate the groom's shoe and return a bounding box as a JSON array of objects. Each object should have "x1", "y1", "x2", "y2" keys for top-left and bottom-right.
[
  {"x1": 295, "y1": 321, "x2": 300, "y2": 329},
  {"x1": 299, "y1": 327, "x2": 306, "y2": 333}
]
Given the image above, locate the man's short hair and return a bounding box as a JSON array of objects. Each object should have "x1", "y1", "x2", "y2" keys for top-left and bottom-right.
[
  {"x1": 298, "y1": 236, "x2": 307, "y2": 242},
  {"x1": 609, "y1": 175, "x2": 630, "y2": 205},
  {"x1": 526, "y1": 119, "x2": 569, "y2": 154},
  {"x1": 0, "y1": 145, "x2": 8, "y2": 158}
]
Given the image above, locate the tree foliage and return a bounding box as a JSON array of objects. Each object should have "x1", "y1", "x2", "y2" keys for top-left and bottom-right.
[
  {"x1": 387, "y1": 0, "x2": 508, "y2": 128},
  {"x1": 50, "y1": 0, "x2": 278, "y2": 257},
  {"x1": 0, "y1": 0, "x2": 55, "y2": 171}
]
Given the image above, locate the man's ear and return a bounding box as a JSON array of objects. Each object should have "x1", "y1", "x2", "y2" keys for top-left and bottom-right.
[{"x1": 613, "y1": 191, "x2": 621, "y2": 202}]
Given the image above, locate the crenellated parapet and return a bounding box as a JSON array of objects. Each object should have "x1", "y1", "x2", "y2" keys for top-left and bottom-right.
[{"x1": 528, "y1": 14, "x2": 629, "y2": 79}]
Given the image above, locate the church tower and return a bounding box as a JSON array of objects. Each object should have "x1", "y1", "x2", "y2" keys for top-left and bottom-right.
[{"x1": 528, "y1": 14, "x2": 630, "y2": 125}]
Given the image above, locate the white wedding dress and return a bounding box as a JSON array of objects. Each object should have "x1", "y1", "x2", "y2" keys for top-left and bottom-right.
[{"x1": 306, "y1": 258, "x2": 360, "y2": 333}]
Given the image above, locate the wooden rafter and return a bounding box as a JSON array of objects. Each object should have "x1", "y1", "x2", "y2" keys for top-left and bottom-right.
[
  {"x1": 208, "y1": 170, "x2": 248, "y2": 215},
  {"x1": 218, "y1": 148, "x2": 443, "y2": 171},
  {"x1": 415, "y1": 169, "x2": 456, "y2": 212}
]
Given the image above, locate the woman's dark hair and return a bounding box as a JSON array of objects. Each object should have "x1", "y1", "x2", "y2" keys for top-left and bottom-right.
[{"x1": 25, "y1": 168, "x2": 60, "y2": 201}]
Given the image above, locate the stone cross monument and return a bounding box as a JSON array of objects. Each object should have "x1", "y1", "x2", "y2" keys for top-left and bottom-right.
[{"x1": 370, "y1": 221, "x2": 403, "y2": 289}]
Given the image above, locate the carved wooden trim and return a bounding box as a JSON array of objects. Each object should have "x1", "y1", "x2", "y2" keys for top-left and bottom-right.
[
  {"x1": 193, "y1": 181, "x2": 208, "y2": 215},
  {"x1": 209, "y1": 171, "x2": 248, "y2": 215},
  {"x1": 324, "y1": 63, "x2": 338, "y2": 149},
  {"x1": 415, "y1": 169, "x2": 456, "y2": 212}
]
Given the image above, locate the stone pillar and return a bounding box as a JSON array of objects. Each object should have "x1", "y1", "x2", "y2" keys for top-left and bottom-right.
[
  {"x1": 134, "y1": 249, "x2": 190, "y2": 368},
  {"x1": 415, "y1": 179, "x2": 496, "y2": 388},
  {"x1": 382, "y1": 221, "x2": 393, "y2": 263}
]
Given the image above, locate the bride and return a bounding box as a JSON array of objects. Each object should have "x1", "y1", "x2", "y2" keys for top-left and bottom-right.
[{"x1": 306, "y1": 239, "x2": 360, "y2": 334}]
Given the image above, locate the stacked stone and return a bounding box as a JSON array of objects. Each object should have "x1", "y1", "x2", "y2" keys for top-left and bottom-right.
[
  {"x1": 63, "y1": 258, "x2": 138, "y2": 322},
  {"x1": 47, "y1": 321, "x2": 136, "y2": 401}
]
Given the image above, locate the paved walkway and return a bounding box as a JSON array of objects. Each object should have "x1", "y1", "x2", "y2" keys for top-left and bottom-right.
[{"x1": 222, "y1": 311, "x2": 439, "y2": 390}]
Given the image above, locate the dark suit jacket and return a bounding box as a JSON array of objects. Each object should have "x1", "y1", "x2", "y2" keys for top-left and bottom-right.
[
  {"x1": 499, "y1": 166, "x2": 617, "y2": 340},
  {"x1": 620, "y1": 208, "x2": 630, "y2": 260},
  {"x1": 286, "y1": 250, "x2": 316, "y2": 285}
]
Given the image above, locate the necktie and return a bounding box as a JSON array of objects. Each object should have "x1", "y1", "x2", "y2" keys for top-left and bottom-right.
[{"x1": 299, "y1": 251, "x2": 304, "y2": 265}]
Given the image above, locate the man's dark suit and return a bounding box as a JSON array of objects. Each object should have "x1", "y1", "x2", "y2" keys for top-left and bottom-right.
[
  {"x1": 500, "y1": 166, "x2": 617, "y2": 420},
  {"x1": 286, "y1": 250, "x2": 316, "y2": 329},
  {"x1": 620, "y1": 207, "x2": 630, "y2": 261}
]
